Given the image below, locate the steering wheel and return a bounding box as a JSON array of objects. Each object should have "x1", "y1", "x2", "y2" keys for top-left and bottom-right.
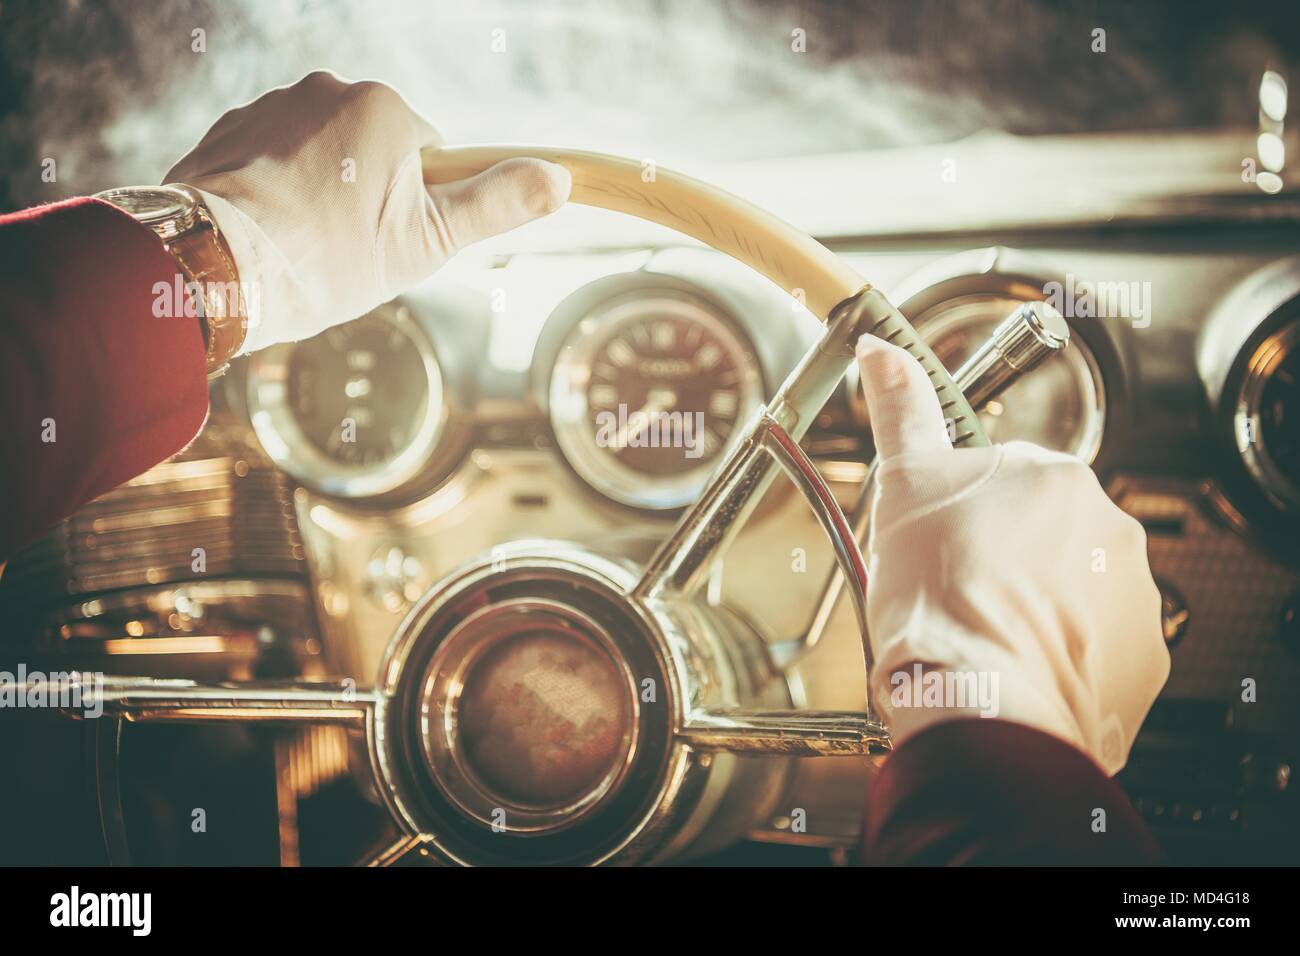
[{"x1": 62, "y1": 147, "x2": 992, "y2": 866}]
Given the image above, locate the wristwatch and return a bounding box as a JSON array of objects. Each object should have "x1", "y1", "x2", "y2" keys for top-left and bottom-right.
[{"x1": 94, "y1": 184, "x2": 248, "y2": 378}]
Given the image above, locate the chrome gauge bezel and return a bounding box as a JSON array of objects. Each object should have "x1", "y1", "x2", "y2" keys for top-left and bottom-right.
[
  {"x1": 246, "y1": 301, "x2": 448, "y2": 499},
  {"x1": 911, "y1": 294, "x2": 1108, "y2": 464},
  {"x1": 1200, "y1": 256, "x2": 1300, "y2": 530},
  {"x1": 548, "y1": 291, "x2": 764, "y2": 511},
  {"x1": 1234, "y1": 319, "x2": 1300, "y2": 510}
]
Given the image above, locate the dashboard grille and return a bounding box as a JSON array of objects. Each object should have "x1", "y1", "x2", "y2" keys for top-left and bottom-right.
[{"x1": 1, "y1": 424, "x2": 306, "y2": 606}]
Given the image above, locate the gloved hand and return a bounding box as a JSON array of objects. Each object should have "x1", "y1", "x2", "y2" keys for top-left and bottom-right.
[
  {"x1": 165, "y1": 70, "x2": 571, "y2": 354},
  {"x1": 856, "y1": 333, "x2": 1169, "y2": 775}
]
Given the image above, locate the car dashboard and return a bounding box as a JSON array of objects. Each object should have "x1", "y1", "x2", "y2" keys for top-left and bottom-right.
[{"x1": 5, "y1": 143, "x2": 1300, "y2": 867}]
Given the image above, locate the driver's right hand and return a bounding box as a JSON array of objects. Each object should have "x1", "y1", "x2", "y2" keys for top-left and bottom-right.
[{"x1": 855, "y1": 333, "x2": 1170, "y2": 775}]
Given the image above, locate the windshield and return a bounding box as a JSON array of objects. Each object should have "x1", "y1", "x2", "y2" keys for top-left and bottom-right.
[{"x1": 1, "y1": 0, "x2": 1296, "y2": 209}]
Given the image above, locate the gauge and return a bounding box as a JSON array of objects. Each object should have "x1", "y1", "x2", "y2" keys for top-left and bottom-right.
[
  {"x1": 247, "y1": 301, "x2": 447, "y2": 498},
  {"x1": 1235, "y1": 319, "x2": 1300, "y2": 509},
  {"x1": 549, "y1": 292, "x2": 763, "y2": 510},
  {"x1": 861, "y1": 295, "x2": 1106, "y2": 462}
]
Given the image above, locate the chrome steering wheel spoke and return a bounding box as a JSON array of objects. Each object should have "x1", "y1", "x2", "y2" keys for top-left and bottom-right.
[
  {"x1": 679, "y1": 709, "x2": 890, "y2": 756},
  {"x1": 44, "y1": 675, "x2": 377, "y2": 726}
]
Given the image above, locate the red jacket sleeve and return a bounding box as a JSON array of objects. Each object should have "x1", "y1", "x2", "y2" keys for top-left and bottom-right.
[
  {"x1": 862, "y1": 719, "x2": 1163, "y2": 865},
  {"x1": 0, "y1": 197, "x2": 210, "y2": 562}
]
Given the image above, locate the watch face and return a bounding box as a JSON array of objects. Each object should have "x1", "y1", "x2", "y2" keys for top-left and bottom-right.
[{"x1": 94, "y1": 186, "x2": 196, "y2": 233}]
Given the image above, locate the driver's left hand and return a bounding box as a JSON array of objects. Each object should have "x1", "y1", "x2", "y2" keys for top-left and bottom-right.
[{"x1": 165, "y1": 70, "x2": 572, "y2": 353}]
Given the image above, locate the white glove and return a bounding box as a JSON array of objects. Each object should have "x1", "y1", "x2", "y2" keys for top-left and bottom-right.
[
  {"x1": 856, "y1": 333, "x2": 1169, "y2": 775},
  {"x1": 165, "y1": 70, "x2": 571, "y2": 353}
]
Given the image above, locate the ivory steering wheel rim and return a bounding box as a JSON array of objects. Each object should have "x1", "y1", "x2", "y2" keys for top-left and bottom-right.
[{"x1": 422, "y1": 144, "x2": 987, "y2": 449}]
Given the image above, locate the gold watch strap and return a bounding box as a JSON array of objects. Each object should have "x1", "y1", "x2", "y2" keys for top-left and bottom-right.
[{"x1": 165, "y1": 199, "x2": 248, "y2": 378}]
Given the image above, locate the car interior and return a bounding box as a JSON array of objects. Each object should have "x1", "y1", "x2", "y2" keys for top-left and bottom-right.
[{"x1": 1, "y1": 0, "x2": 1298, "y2": 868}]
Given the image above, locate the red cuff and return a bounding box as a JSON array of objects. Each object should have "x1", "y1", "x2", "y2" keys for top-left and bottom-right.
[
  {"x1": 862, "y1": 718, "x2": 1163, "y2": 865},
  {"x1": 0, "y1": 197, "x2": 209, "y2": 560}
]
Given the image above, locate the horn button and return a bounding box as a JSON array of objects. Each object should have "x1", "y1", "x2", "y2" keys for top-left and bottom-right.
[
  {"x1": 419, "y1": 599, "x2": 639, "y2": 823},
  {"x1": 373, "y1": 551, "x2": 682, "y2": 865}
]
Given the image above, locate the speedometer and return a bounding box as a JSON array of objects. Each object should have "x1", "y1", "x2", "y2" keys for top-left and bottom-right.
[
  {"x1": 548, "y1": 292, "x2": 763, "y2": 510},
  {"x1": 908, "y1": 295, "x2": 1106, "y2": 462},
  {"x1": 247, "y1": 301, "x2": 448, "y2": 499}
]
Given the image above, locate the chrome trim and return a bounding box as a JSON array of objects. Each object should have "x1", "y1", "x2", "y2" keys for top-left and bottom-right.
[
  {"x1": 760, "y1": 417, "x2": 870, "y2": 680},
  {"x1": 1235, "y1": 319, "x2": 1300, "y2": 509},
  {"x1": 1199, "y1": 255, "x2": 1300, "y2": 410},
  {"x1": 42, "y1": 676, "x2": 376, "y2": 724},
  {"x1": 914, "y1": 296, "x2": 1103, "y2": 463},
  {"x1": 680, "y1": 710, "x2": 889, "y2": 756},
  {"x1": 954, "y1": 300, "x2": 1070, "y2": 404},
  {"x1": 362, "y1": 833, "x2": 435, "y2": 867},
  {"x1": 92, "y1": 716, "x2": 131, "y2": 865}
]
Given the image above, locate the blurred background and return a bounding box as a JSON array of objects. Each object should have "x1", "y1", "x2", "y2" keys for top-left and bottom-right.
[{"x1": 2, "y1": 0, "x2": 1299, "y2": 210}]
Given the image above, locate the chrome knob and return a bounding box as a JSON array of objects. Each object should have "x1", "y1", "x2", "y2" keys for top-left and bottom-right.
[{"x1": 953, "y1": 300, "x2": 1070, "y2": 409}]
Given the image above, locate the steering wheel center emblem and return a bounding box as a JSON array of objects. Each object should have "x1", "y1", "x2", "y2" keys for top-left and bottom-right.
[
  {"x1": 415, "y1": 597, "x2": 641, "y2": 829},
  {"x1": 370, "y1": 544, "x2": 691, "y2": 864}
]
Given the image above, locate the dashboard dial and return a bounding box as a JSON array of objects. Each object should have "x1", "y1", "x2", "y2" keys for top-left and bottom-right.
[
  {"x1": 549, "y1": 293, "x2": 763, "y2": 510},
  {"x1": 247, "y1": 302, "x2": 447, "y2": 499},
  {"x1": 1236, "y1": 319, "x2": 1300, "y2": 509},
  {"x1": 877, "y1": 295, "x2": 1106, "y2": 462}
]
